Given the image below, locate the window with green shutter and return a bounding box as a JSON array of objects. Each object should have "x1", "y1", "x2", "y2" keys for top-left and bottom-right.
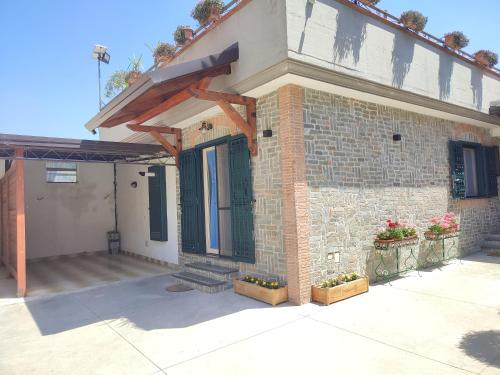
[
  {"x1": 449, "y1": 140, "x2": 499, "y2": 199},
  {"x1": 148, "y1": 165, "x2": 168, "y2": 241}
]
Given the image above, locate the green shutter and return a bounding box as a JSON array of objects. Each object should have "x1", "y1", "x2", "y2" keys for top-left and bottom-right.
[
  {"x1": 229, "y1": 135, "x2": 255, "y2": 263},
  {"x1": 485, "y1": 146, "x2": 499, "y2": 197},
  {"x1": 148, "y1": 165, "x2": 168, "y2": 241},
  {"x1": 179, "y1": 149, "x2": 205, "y2": 254},
  {"x1": 449, "y1": 140, "x2": 466, "y2": 199}
]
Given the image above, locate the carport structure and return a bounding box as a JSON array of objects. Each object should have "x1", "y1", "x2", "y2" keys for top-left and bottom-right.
[{"x1": 0, "y1": 134, "x2": 172, "y2": 297}]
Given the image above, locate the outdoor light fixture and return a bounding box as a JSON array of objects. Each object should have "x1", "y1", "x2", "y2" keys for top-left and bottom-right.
[
  {"x1": 91, "y1": 44, "x2": 111, "y2": 111},
  {"x1": 263, "y1": 129, "x2": 273, "y2": 138},
  {"x1": 393, "y1": 134, "x2": 402, "y2": 141},
  {"x1": 139, "y1": 171, "x2": 156, "y2": 177},
  {"x1": 199, "y1": 121, "x2": 213, "y2": 134}
]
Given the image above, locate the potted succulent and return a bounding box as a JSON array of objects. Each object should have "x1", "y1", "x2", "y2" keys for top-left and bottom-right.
[
  {"x1": 153, "y1": 42, "x2": 176, "y2": 67},
  {"x1": 474, "y1": 50, "x2": 499, "y2": 68},
  {"x1": 125, "y1": 56, "x2": 143, "y2": 86},
  {"x1": 312, "y1": 273, "x2": 369, "y2": 305},
  {"x1": 233, "y1": 275, "x2": 288, "y2": 306},
  {"x1": 105, "y1": 70, "x2": 128, "y2": 99},
  {"x1": 374, "y1": 219, "x2": 418, "y2": 249},
  {"x1": 357, "y1": 0, "x2": 380, "y2": 6},
  {"x1": 444, "y1": 31, "x2": 469, "y2": 50},
  {"x1": 191, "y1": 0, "x2": 224, "y2": 26},
  {"x1": 424, "y1": 212, "x2": 460, "y2": 240},
  {"x1": 400, "y1": 10, "x2": 428, "y2": 32},
  {"x1": 174, "y1": 25, "x2": 194, "y2": 46}
]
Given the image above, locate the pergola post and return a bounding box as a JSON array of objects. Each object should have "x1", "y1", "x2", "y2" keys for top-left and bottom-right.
[{"x1": 15, "y1": 148, "x2": 26, "y2": 297}]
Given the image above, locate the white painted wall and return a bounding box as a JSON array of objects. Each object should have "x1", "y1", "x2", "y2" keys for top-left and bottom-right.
[
  {"x1": 0, "y1": 161, "x2": 5, "y2": 179},
  {"x1": 24, "y1": 161, "x2": 115, "y2": 259},
  {"x1": 286, "y1": 0, "x2": 500, "y2": 114},
  {"x1": 116, "y1": 164, "x2": 178, "y2": 265}
]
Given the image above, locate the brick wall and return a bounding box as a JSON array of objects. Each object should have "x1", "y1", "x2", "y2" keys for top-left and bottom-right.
[
  {"x1": 303, "y1": 88, "x2": 500, "y2": 284},
  {"x1": 176, "y1": 92, "x2": 287, "y2": 282}
]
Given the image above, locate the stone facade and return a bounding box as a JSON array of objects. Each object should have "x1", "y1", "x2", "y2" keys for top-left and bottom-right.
[
  {"x1": 303, "y1": 88, "x2": 500, "y2": 284},
  {"x1": 176, "y1": 92, "x2": 287, "y2": 282}
]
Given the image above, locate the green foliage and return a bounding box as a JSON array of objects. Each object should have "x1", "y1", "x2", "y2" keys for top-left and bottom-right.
[
  {"x1": 400, "y1": 10, "x2": 428, "y2": 32},
  {"x1": 105, "y1": 70, "x2": 128, "y2": 98},
  {"x1": 153, "y1": 42, "x2": 176, "y2": 60},
  {"x1": 475, "y1": 50, "x2": 499, "y2": 68},
  {"x1": 376, "y1": 219, "x2": 416, "y2": 241},
  {"x1": 320, "y1": 273, "x2": 361, "y2": 288},
  {"x1": 444, "y1": 31, "x2": 469, "y2": 49},
  {"x1": 174, "y1": 25, "x2": 189, "y2": 45},
  {"x1": 243, "y1": 275, "x2": 280, "y2": 289},
  {"x1": 191, "y1": 0, "x2": 224, "y2": 25},
  {"x1": 127, "y1": 55, "x2": 143, "y2": 72}
]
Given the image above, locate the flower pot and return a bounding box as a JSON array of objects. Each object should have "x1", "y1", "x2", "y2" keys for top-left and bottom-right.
[
  {"x1": 374, "y1": 236, "x2": 419, "y2": 250},
  {"x1": 424, "y1": 229, "x2": 458, "y2": 240},
  {"x1": 155, "y1": 55, "x2": 173, "y2": 68},
  {"x1": 125, "y1": 71, "x2": 142, "y2": 86},
  {"x1": 475, "y1": 51, "x2": 491, "y2": 67},
  {"x1": 358, "y1": 0, "x2": 378, "y2": 6},
  {"x1": 444, "y1": 34, "x2": 459, "y2": 50},
  {"x1": 208, "y1": 5, "x2": 221, "y2": 23},
  {"x1": 312, "y1": 277, "x2": 369, "y2": 306},
  {"x1": 182, "y1": 27, "x2": 194, "y2": 43},
  {"x1": 233, "y1": 279, "x2": 288, "y2": 306}
]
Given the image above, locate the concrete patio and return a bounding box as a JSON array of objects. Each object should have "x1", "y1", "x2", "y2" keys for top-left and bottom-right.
[{"x1": 0, "y1": 253, "x2": 499, "y2": 375}]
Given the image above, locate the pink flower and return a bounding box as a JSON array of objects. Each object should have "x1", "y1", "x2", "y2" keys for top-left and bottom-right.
[
  {"x1": 442, "y1": 223, "x2": 450, "y2": 229},
  {"x1": 431, "y1": 217, "x2": 440, "y2": 224}
]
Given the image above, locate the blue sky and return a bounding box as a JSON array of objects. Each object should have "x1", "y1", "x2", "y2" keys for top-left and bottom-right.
[{"x1": 0, "y1": 0, "x2": 498, "y2": 140}]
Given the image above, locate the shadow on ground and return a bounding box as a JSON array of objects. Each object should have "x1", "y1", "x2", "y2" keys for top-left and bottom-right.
[{"x1": 459, "y1": 330, "x2": 500, "y2": 368}]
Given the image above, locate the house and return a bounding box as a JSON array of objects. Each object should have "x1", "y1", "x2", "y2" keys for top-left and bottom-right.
[{"x1": 3, "y1": 0, "x2": 500, "y2": 304}]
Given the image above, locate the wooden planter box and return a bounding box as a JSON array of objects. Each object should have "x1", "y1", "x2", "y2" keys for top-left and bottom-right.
[
  {"x1": 311, "y1": 277, "x2": 369, "y2": 306},
  {"x1": 233, "y1": 279, "x2": 288, "y2": 306}
]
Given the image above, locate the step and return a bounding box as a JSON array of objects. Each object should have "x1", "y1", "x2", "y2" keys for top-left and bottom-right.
[
  {"x1": 186, "y1": 262, "x2": 239, "y2": 275},
  {"x1": 482, "y1": 248, "x2": 500, "y2": 257},
  {"x1": 485, "y1": 234, "x2": 500, "y2": 241},
  {"x1": 482, "y1": 241, "x2": 500, "y2": 249},
  {"x1": 172, "y1": 271, "x2": 230, "y2": 294}
]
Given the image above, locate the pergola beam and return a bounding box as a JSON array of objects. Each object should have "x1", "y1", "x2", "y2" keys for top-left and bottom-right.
[{"x1": 217, "y1": 99, "x2": 257, "y2": 156}]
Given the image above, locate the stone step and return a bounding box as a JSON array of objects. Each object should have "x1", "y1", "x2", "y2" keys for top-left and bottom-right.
[
  {"x1": 482, "y1": 248, "x2": 500, "y2": 256},
  {"x1": 482, "y1": 241, "x2": 500, "y2": 248},
  {"x1": 172, "y1": 271, "x2": 230, "y2": 293},
  {"x1": 485, "y1": 234, "x2": 500, "y2": 241},
  {"x1": 184, "y1": 262, "x2": 239, "y2": 283}
]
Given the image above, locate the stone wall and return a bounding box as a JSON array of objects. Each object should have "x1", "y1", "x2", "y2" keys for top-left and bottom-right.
[
  {"x1": 176, "y1": 92, "x2": 287, "y2": 281},
  {"x1": 303, "y1": 88, "x2": 500, "y2": 284}
]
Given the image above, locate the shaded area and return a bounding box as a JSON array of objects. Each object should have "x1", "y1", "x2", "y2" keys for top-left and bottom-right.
[
  {"x1": 391, "y1": 33, "x2": 415, "y2": 89},
  {"x1": 333, "y1": 4, "x2": 367, "y2": 65},
  {"x1": 459, "y1": 330, "x2": 500, "y2": 368},
  {"x1": 471, "y1": 69, "x2": 484, "y2": 110},
  {"x1": 438, "y1": 53, "x2": 454, "y2": 100},
  {"x1": 297, "y1": 0, "x2": 314, "y2": 54}
]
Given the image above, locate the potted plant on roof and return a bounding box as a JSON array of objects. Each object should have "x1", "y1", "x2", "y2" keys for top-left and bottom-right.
[
  {"x1": 474, "y1": 50, "x2": 499, "y2": 68},
  {"x1": 125, "y1": 56, "x2": 143, "y2": 86},
  {"x1": 105, "y1": 70, "x2": 128, "y2": 99},
  {"x1": 443, "y1": 31, "x2": 469, "y2": 50},
  {"x1": 153, "y1": 42, "x2": 176, "y2": 67},
  {"x1": 357, "y1": 0, "x2": 380, "y2": 6},
  {"x1": 400, "y1": 10, "x2": 428, "y2": 32},
  {"x1": 374, "y1": 219, "x2": 418, "y2": 249},
  {"x1": 312, "y1": 273, "x2": 369, "y2": 306},
  {"x1": 191, "y1": 0, "x2": 224, "y2": 26},
  {"x1": 424, "y1": 212, "x2": 460, "y2": 240},
  {"x1": 174, "y1": 25, "x2": 194, "y2": 46},
  {"x1": 233, "y1": 275, "x2": 288, "y2": 306}
]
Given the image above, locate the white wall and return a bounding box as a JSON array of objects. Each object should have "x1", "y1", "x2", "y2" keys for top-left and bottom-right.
[
  {"x1": 24, "y1": 161, "x2": 115, "y2": 259},
  {"x1": 0, "y1": 161, "x2": 5, "y2": 179},
  {"x1": 286, "y1": 0, "x2": 500, "y2": 114},
  {"x1": 116, "y1": 164, "x2": 178, "y2": 265}
]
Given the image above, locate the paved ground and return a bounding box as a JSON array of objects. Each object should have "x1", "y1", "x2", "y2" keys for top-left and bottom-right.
[{"x1": 0, "y1": 253, "x2": 499, "y2": 375}]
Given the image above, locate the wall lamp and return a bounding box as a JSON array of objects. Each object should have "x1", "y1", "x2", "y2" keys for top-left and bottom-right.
[{"x1": 199, "y1": 121, "x2": 213, "y2": 134}]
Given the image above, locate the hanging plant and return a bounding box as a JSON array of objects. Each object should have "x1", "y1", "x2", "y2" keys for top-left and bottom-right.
[
  {"x1": 105, "y1": 70, "x2": 128, "y2": 98},
  {"x1": 474, "y1": 50, "x2": 498, "y2": 68},
  {"x1": 125, "y1": 56, "x2": 143, "y2": 86},
  {"x1": 174, "y1": 25, "x2": 194, "y2": 46},
  {"x1": 153, "y1": 42, "x2": 176, "y2": 66},
  {"x1": 443, "y1": 31, "x2": 469, "y2": 50},
  {"x1": 400, "y1": 10, "x2": 428, "y2": 32},
  {"x1": 191, "y1": 0, "x2": 224, "y2": 26},
  {"x1": 358, "y1": 0, "x2": 380, "y2": 6}
]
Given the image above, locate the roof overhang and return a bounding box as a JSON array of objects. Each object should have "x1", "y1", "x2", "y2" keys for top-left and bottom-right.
[
  {"x1": 85, "y1": 43, "x2": 239, "y2": 131},
  {"x1": 490, "y1": 105, "x2": 500, "y2": 116},
  {"x1": 0, "y1": 133, "x2": 171, "y2": 164}
]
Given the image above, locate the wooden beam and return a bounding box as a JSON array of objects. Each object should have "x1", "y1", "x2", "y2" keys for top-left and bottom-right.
[
  {"x1": 217, "y1": 99, "x2": 257, "y2": 156},
  {"x1": 150, "y1": 131, "x2": 180, "y2": 168},
  {"x1": 197, "y1": 77, "x2": 213, "y2": 90},
  {"x1": 127, "y1": 124, "x2": 178, "y2": 134},
  {"x1": 15, "y1": 148, "x2": 26, "y2": 297},
  {"x1": 188, "y1": 87, "x2": 254, "y2": 106}
]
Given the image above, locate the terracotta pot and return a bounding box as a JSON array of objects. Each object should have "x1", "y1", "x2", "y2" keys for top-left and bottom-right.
[
  {"x1": 155, "y1": 55, "x2": 172, "y2": 68},
  {"x1": 475, "y1": 51, "x2": 491, "y2": 67},
  {"x1": 444, "y1": 34, "x2": 459, "y2": 50},
  {"x1": 182, "y1": 27, "x2": 194, "y2": 42},
  {"x1": 424, "y1": 229, "x2": 458, "y2": 240},
  {"x1": 374, "y1": 236, "x2": 419, "y2": 250},
  {"x1": 402, "y1": 20, "x2": 418, "y2": 31},
  {"x1": 358, "y1": 0, "x2": 377, "y2": 6},
  {"x1": 208, "y1": 5, "x2": 221, "y2": 23},
  {"x1": 126, "y1": 71, "x2": 142, "y2": 86}
]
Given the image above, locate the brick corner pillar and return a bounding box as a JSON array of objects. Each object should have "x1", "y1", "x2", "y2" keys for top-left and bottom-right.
[{"x1": 278, "y1": 84, "x2": 311, "y2": 305}]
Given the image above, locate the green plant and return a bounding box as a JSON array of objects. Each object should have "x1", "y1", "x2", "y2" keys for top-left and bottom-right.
[
  {"x1": 474, "y1": 50, "x2": 499, "y2": 68},
  {"x1": 153, "y1": 42, "x2": 176, "y2": 63},
  {"x1": 320, "y1": 273, "x2": 361, "y2": 288},
  {"x1": 428, "y1": 212, "x2": 459, "y2": 233},
  {"x1": 444, "y1": 31, "x2": 469, "y2": 50},
  {"x1": 174, "y1": 25, "x2": 190, "y2": 45},
  {"x1": 358, "y1": 0, "x2": 381, "y2": 5},
  {"x1": 400, "y1": 10, "x2": 428, "y2": 32},
  {"x1": 127, "y1": 56, "x2": 142, "y2": 73},
  {"x1": 376, "y1": 219, "x2": 417, "y2": 241},
  {"x1": 105, "y1": 70, "x2": 128, "y2": 98},
  {"x1": 243, "y1": 275, "x2": 280, "y2": 289},
  {"x1": 191, "y1": 0, "x2": 224, "y2": 25}
]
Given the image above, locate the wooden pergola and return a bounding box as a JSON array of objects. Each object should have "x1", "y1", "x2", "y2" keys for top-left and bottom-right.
[{"x1": 85, "y1": 43, "x2": 257, "y2": 167}]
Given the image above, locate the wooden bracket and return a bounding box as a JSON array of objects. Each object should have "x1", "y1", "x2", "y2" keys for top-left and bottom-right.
[
  {"x1": 187, "y1": 88, "x2": 257, "y2": 156},
  {"x1": 126, "y1": 124, "x2": 182, "y2": 168}
]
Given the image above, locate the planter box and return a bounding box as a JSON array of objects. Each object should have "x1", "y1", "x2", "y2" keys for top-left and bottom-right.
[
  {"x1": 424, "y1": 230, "x2": 458, "y2": 240},
  {"x1": 233, "y1": 279, "x2": 288, "y2": 306},
  {"x1": 311, "y1": 277, "x2": 369, "y2": 306},
  {"x1": 374, "y1": 236, "x2": 418, "y2": 250}
]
